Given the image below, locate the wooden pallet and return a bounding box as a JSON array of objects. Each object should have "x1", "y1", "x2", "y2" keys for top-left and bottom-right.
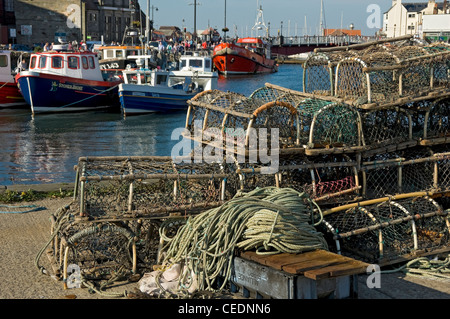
[
  {"x1": 231, "y1": 250, "x2": 369, "y2": 299},
  {"x1": 241, "y1": 250, "x2": 369, "y2": 280}
]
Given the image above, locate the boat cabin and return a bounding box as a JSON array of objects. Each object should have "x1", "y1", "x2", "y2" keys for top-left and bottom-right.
[
  {"x1": 179, "y1": 54, "x2": 214, "y2": 73},
  {"x1": 236, "y1": 37, "x2": 271, "y2": 58},
  {"x1": 98, "y1": 46, "x2": 142, "y2": 60},
  {"x1": 122, "y1": 68, "x2": 199, "y2": 92},
  {"x1": 27, "y1": 51, "x2": 104, "y2": 81},
  {"x1": 0, "y1": 50, "x2": 13, "y2": 81}
]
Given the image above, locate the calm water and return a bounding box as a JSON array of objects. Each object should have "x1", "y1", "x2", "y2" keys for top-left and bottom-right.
[{"x1": 0, "y1": 64, "x2": 303, "y2": 186}]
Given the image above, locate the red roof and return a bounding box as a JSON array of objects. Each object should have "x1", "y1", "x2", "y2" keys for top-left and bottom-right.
[{"x1": 323, "y1": 29, "x2": 361, "y2": 36}]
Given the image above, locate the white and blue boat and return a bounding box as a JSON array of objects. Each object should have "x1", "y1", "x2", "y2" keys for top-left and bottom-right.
[
  {"x1": 118, "y1": 54, "x2": 217, "y2": 115},
  {"x1": 15, "y1": 45, "x2": 122, "y2": 114}
]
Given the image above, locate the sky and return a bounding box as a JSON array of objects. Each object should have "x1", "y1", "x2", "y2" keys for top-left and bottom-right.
[{"x1": 137, "y1": 0, "x2": 397, "y2": 37}]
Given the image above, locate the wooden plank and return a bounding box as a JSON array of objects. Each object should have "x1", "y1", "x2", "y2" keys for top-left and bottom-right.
[
  {"x1": 264, "y1": 250, "x2": 331, "y2": 271},
  {"x1": 282, "y1": 254, "x2": 348, "y2": 275},
  {"x1": 304, "y1": 261, "x2": 369, "y2": 280},
  {"x1": 241, "y1": 250, "x2": 332, "y2": 270}
]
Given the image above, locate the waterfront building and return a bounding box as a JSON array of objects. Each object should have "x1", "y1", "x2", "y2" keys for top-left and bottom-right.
[
  {"x1": 0, "y1": 0, "x2": 15, "y2": 45},
  {"x1": 382, "y1": 0, "x2": 448, "y2": 38},
  {"x1": 13, "y1": 0, "x2": 146, "y2": 47}
]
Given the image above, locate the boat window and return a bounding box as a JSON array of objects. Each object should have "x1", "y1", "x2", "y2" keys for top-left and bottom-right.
[
  {"x1": 82, "y1": 56, "x2": 89, "y2": 69},
  {"x1": 88, "y1": 56, "x2": 95, "y2": 69},
  {"x1": 51, "y1": 56, "x2": 63, "y2": 69},
  {"x1": 106, "y1": 50, "x2": 114, "y2": 58},
  {"x1": 189, "y1": 59, "x2": 203, "y2": 68},
  {"x1": 156, "y1": 74, "x2": 167, "y2": 84},
  {"x1": 205, "y1": 59, "x2": 211, "y2": 69},
  {"x1": 30, "y1": 56, "x2": 36, "y2": 69},
  {"x1": 116, "y1": 50, "x2": 123, "y2": 58},
  {"x1": 126, "y1": 50, "x2": 137, "y2": 56},
  {"x1": 126, "y1": 73, "x2": 137, "y2": 84},
  {"x1": 68, "y1": 56, "x2": 79, "y2": 69},
  {"x1": 39, "y1": 56, "x2": 47, "y2": 68},
  {"x1": 181, "y1": 60, "x2": 187, "y2": 68},
  {"x1": 0, "y1": 55, "x2": 7, "y2": 67}
]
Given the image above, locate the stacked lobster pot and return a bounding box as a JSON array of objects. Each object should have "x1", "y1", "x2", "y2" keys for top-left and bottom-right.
[
  {"x1": 42, "y1": 156, "x2": 239, "y2": 287},
  {"x1": 184, "y1": 35, "x2": 450, "y2": 264}
]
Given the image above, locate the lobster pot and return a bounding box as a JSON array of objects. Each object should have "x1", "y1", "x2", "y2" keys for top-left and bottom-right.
[
  {"x1": 302, "y1": 53, "x2": 334, "y2": 95},
  {"x1": 422, "y1": 98, "x2": 450, "y2": 143},
  {"x1": 302, "y1": 50, "x2": 360, "y2": 96},
  {"x1": 186, "y1": 89, "x2": 301, "y2": 155},
  {"x1": 301, "y1": 100, "x2": 363, "y2": 155},
  {"x1": 234, "y1": 153, "x2": 360, "y2": 206},
  {"x1": 252, "y1": 85, "x2": 364, "y2": 154},
  {"x1": 360, "y1": 51, "x2": 400, "y2": 103},
  {"x1": 359, "y1": 107, "x2": 413, "y2": 156},
  {"x1": 73, "y1": 156, "x2": 238, "y2": 219},
  {"x1": 322, "y1": 196, "x2": 450, "y2": 265},
  {"x1": 360, "y1": 147, "x2": 449, "y2": 199},
  {"x1": 246, "y1": 85, "x2": 363, "y2": 153},
  {"x1": 45, "y1": 156, "x2": 240, "y2": 283},
  {"x1": 335, "y1": 57, "x2": 369, "y2": 103}
]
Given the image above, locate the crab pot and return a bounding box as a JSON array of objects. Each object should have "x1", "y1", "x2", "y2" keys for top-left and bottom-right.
[
  {"x1": 306, "y1": 39, "x2": 450, "y2": 110},
  {"x1": 185, "y1": 88, "x2": 301, "y2": 156},
  {"x1": 233, "y1": 153, "x2": 361, "y2": 206},
  {"x1": 360, "y1": 146, "x2": 450, "y2": 199},
  {"x1": 321, "y1": 195, "x2": 450, "y2": 265},
  {"x1": 46, "y1": 155, "x2": 240, "y2": 284},
  {"x1": 187, "y1": 85, "x2": 367, "y2": 158},
  {"x1": 72, "y1": 156, "x2": 238, "y2": 218}
]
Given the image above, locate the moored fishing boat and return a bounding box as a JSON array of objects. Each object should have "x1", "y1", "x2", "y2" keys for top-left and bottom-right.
[
  {"x1": 0, "y1": 50, "x2": 28, "y2": 108},
  {"x1": 119, "y1": 55, "x2": 217, "y2": 115},
  {"x1": 15, "y1": 45, "x2": 122, "y2": 114},
  {"x1": 212, "y1": 37, "x2": 277, "y2": 75}
]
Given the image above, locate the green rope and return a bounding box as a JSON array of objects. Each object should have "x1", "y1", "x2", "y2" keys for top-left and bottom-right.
[
  {"x1": 157, "y1": 187, "x2": 328, "y2": 295},
  {"x1": 382, "y1": 254, "x2": 450, "y2": 281},
  {"x1": 0, "y1": 204, "x2": 46, "y2": 214}
]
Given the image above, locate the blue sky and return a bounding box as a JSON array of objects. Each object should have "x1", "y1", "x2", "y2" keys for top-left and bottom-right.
[{"x1": 138, "y1": 0, "x2": 396, "y2": 36}]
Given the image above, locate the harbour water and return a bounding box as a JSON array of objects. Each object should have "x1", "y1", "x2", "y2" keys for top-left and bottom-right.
[{"x1": 0, "y1": 64, "x2": 303, "y2": 186}]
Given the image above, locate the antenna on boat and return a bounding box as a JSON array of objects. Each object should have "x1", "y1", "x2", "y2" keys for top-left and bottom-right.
[{"x1": 251, "y1": 0, "x2": 267, "y2": 38}]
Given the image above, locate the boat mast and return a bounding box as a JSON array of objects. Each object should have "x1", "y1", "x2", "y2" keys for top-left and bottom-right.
[
  {"x1": 319, "y1": 0, "x2": 327, "y2": 36},
  {"x1": 251, "y1": 0, "x2": 267, "y2": 38}
]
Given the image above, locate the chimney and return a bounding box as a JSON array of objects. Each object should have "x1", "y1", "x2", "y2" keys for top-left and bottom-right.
[{"x1": 444, "y1": 0, "x2": 448, "y2": 13}]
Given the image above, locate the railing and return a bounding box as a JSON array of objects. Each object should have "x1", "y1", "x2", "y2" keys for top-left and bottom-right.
[{"x1": 270, "y1": 35, "x2": 375, "y2": 47}]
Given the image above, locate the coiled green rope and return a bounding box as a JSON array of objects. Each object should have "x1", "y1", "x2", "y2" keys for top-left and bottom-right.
[{"x1": 158, "y1": 187, "x2": 328, "y2": 293}]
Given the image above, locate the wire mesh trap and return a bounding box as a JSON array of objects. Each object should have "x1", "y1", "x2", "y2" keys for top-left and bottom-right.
[
  {"x1": 38, "y1": 155, "x2": 241, "y2": 288},
  {"x1": 320, "y1": 194, "x2": 450, "y2": 265},
  {"x1": 304, "y1": 36, "x2": 450, "y2": 110}
]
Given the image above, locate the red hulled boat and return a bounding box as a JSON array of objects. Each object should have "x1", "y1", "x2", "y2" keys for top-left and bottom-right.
[
  {"x1": 212, "y1": 37, "x2": 278, "y2": 75},
  {"x1": 0, "y1": 50, "x2": 27, "y2": 108}
]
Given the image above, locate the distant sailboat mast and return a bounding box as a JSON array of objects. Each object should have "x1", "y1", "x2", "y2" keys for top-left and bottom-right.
[{"x1": 320, "y1": 0, "x2": 327, "y2": 36}]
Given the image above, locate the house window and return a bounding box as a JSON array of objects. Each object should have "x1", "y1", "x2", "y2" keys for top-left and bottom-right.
[
  {"x1": 89, "y1": 13, "x2": 97, "y2": 22},
  {"x1": 408, "y1": 14, "x2": 415, "y2": 18},
  {"x1": 4, "y1": 0, "x2": 14, "y2": 12},
  {"x1": 52, "y1": 56, "x2": 63, "y2": 69},
  {"x1": 68, "y1": 56, "x2": 79, "y2": 69},
  {"x1": 408, "y1": 25, "x2": 415, "y2": 30}
]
